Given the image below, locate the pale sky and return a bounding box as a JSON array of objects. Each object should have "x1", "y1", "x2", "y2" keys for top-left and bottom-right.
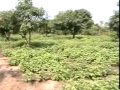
[{"x1": 0, "y1": 0, "x2": 118, "y2": 24}]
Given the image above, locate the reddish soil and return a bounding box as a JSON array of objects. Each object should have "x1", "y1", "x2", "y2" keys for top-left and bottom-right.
[{"x1": 0, "y1": 51, "x2": 63, "y2": 90}]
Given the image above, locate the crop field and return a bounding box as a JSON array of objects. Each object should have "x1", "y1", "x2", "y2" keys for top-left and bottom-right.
[{"x1": 0, "y1": 34, "x2": 119, "y2": 90}]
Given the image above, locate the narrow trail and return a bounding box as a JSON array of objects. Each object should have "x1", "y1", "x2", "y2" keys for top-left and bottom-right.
[{"x1": 0, "y1": 50, "x2": 63, "y2": 90}]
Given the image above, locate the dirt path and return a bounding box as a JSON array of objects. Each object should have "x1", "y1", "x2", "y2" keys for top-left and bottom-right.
[{"x1": 0, "y1": 52, "x2": 63, "y2": 90}]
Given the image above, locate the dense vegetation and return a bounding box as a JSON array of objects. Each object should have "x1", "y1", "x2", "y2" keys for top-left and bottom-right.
[
  {"x1": 0, "y1": 34, "x2": 119, "y2": 90},
  {"x1": 0, "y1": 0, "x2": 119, "y2": 89}
]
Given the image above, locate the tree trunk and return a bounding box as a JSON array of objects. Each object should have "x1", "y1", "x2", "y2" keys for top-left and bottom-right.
[
  {"x1": 45, "y1": 31, "x2": 48, "y2": 36},
  {"x1": 45, "y1": 24, "x2": 48, "y2": 36},
  {"x1": 5, "y1": 31, "x2": 10, "y2": 41},
  {"x1": 98, "y1": 29, "x2": 101, "y2": 35},
  {"x1": 73, "y1": 34, "x2": 75, "y2": 38},
  {"x1": 28, "y1": 30, "x2": 31, "y2": 46},
  {"x1": 72, "y1": 30, "x2": 76, "y2": 38}
]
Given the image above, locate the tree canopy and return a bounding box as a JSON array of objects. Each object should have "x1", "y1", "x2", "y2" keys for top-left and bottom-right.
[
  {"x1": 109, "y1": 2, "x2": 119, "y2": 36},
  {"x1": 0, "y1": 11, "x2": 14, "y2": 40},
  {"x1": 53, "y1": 9, "x2": 93, "y2": 38},
  {"x1": 14, "y1": 0, "x2": 45, "y2": 44},
  {"x1": 109, "y1": 11, "x2": 119, "y2": 35}
]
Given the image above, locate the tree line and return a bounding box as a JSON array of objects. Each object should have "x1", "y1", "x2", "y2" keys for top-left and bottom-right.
[{"x1": 0, "y1": 0, "x2": 119, "y2": 45}]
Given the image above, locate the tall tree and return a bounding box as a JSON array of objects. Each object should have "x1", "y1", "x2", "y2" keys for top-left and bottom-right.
[
  {"x1": 53, "y1": 9, "x2": 93, "y2": 38},
  {"x1": 109, "y1": 11, "x2": 119, "y2": 36},
  {"x1": 14, "y1": 0, "x2": 44, "y2": 45},
  {"x1": 0, "y1": 11, "x2": 14, "y2": 40}
]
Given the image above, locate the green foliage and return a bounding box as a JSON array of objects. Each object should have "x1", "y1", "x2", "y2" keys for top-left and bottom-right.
[
  {"x1": 0, "y1": 0, "x2": 118, "y2": 89},
  {"x1": 109, "y1": 31, "x2": 118, "y2": 42},
  {"x1": 109, "y1": 3, "x2": 119, "y2": 37},
  {"x1": 14, "y1": 0, "x2": 45, "y2": 45},
  {"x1": 64, "y1": 77, "x2": 119, "y2": 90},
  {"x1": 53, "y1": 9, "x2": 93, "y2": 38},
  {"x1": 109, "y1": 11, "x2": 119, "y2": 32},
  {"x1": 0, "y1": 11, "x2": 14, "y2": 40},
  {"x1": 2, "y1": 34, "x2": 118, "y2": 89},
  {"x1": 82, "y1": 24, "x2": 99, "y2": 35}
]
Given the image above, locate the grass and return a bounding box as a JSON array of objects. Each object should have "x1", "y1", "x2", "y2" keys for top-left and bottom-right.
[{"x1": 0, "y1": 33, "x2": 119, "y2": 90}]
